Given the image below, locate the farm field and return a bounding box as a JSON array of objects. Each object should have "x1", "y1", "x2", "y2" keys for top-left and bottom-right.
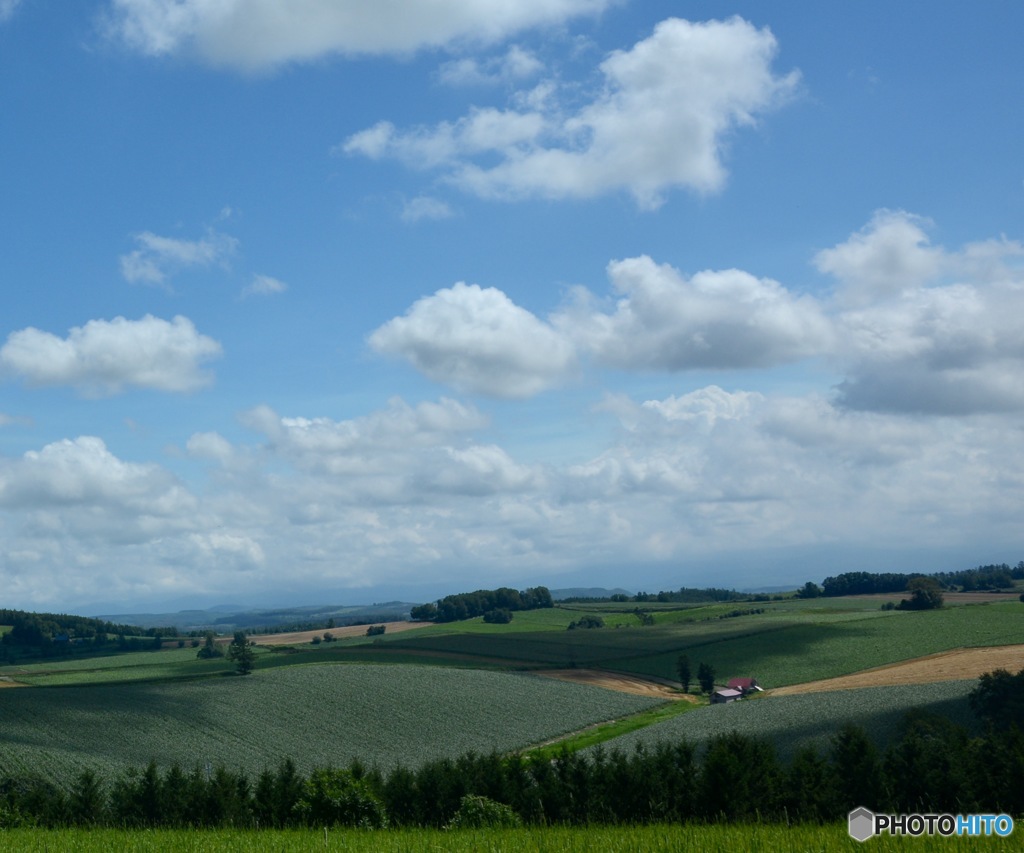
[
  {"x1": 360, "y1": 600, "x2": 1024, "y2": 688},
  {"x1": 772, "y1": 644, "x2": 1024, "y2": 694},
  {"x1": 1, "y1": 593, "x2": 1021, "y2": 791},
  {"x1": 0, "y1": 646, "x2": 233, "y2": 686},
  {"x1": 587, "y1": 680, "x2": 978, "y2": 760},
  {"x1": 0, "y1": 663, "x2": 659, "y2": 785}
]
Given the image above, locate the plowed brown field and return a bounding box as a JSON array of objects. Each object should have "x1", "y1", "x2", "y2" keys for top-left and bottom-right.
[
  {"x1": 539, "y1": 669, "x2": 698, "y2": 701},
  {"x1": 770, "y1": 644, "x2": 1024, "y2": 695},
  {"x1": 247, "y1": 621, "x2": 427, "y2": 646}
]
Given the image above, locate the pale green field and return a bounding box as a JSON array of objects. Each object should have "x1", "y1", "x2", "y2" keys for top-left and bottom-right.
[{"x1": 0, "y1": 663, "x2": 659, "y2": 784}]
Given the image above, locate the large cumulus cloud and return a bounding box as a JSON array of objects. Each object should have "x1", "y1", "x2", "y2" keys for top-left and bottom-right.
[
  {"x1": 368, "y1": 282, "x2": 577, "y2": 398},
  {"x1": 823, "y1": 211, "x2": 1024, "y2": 414},
  {"x1": 344, "y1": 17, "x2": 800, "y2": 208}
]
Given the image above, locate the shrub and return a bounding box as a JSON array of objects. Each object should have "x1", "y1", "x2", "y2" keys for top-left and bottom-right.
[
  {"x1": 296, "y1": 768, "x2": 388, "y2": 828},
  {"x1": 482, "y1": 609, "x2": 512, "y2": 624},
  {"x1": 195, "y1": 632, "x2": 223, "y2": 659},
  {"x1": 567, "y1": 614, "x2": 604, "y2": 630},
  {"x1": 445, "y1": 794, "x2": 521, "y2": 830}
]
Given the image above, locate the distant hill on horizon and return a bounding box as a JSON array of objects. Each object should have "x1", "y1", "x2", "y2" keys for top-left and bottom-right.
[
  {"x1": 550, "y1": 587, "x2": 634, "y2": 600},
  {"x1": 95, "y1": 601, "x2": 416, "y2": 633}
]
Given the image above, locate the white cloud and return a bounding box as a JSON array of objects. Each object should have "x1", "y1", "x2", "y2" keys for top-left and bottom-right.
[
  {"x1": 369, "y1": 282, "x2": 577, "y2": 398},
  {"x1": 342, "y1": 108, "x2": 547, "y2": 169},
  {"x1": 104, "y1": 0, "x2": 612, "y2": 70},
  {"x1": 0, "y1": 314, "x2": 222, "y2": 395},
  {"x1": 0, "y1": 436, "x2": 195, "y2": 516},
  {"x1": 369, "y1": 214, "x2": 1024, "y2": 416},
  {"x1": 641, "y1": 386, "x2": 762, "y2": 429},
  {"x1": 821, "y1": 211, "x2": 1024, "y2": 414},
  {"x1": 345, "y1": 17, "x2": 799, "y2": 208},
  {"x1": 369, "y1": 253, "x2": 832, "y2": 397},
  {"x1": 560, "y1": 387, "x2": 1024, "y2": 557},
  {"x1": 186, "y1": 431, "x2": 235, "y2": 462},
  {"x1": 243, "y1": 397, "x2": 488, "y2": 467},
  {"x1": 6, "y1": 378, "x2": 1024, "y2": 610},
  {"x1": 560, "y1": 255, "x2": 832, "y2": 370},
  {"x1": 815, "y1": 209, "x2": 945, "y2": 306},
  {"x1": 401, "y1": 196, "x2": 455, "y2": 223},
  {"x1": 120, "y1": 228, "x2": 238, "y2": 286},
  {"x1": 438, "y1": 45, "x2": 544, "y2": 86},
  {"x1": 419, "y1": 444, "x2": 541, "y2": 495},
  {"x1": 242, "y1": 273, "x2": 289, "y2": 297},
  {"x1": 186, "y1": 531, "x2": 265, "y2": 566}
]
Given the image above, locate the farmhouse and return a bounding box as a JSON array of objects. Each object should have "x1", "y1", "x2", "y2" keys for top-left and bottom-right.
[
  {"x1": 727, "y1": 677, "x2": 763, "y2": 695},
  {"x1": 711, "y1": 687, "x2": 743, "y2": 704}
]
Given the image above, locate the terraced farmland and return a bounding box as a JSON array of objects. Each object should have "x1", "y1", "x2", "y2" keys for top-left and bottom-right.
[{"x1": 0, "y1": 663, "x2": 660, "y2": 785}]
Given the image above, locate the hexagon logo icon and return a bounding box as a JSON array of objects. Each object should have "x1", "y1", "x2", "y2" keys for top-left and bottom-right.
[{"x1": 849, "y1": 806, "x2": 875, "y2": 842}]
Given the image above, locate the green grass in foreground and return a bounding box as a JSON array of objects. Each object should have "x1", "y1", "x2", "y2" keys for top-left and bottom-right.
[{"x1": 0, "y1": 824, "x2": 1017, "y2": 852}]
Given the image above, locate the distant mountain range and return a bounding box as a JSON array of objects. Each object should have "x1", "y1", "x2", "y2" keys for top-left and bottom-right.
[
  {"x1": 97, "y1": 588, "x2": 639, "y2": 632},
  {"x1": 549, "y1": 587, "x2": 634, "y2": 600},
  {"x1": 96, "y1": 602, "x2": 417, "y2": 633}
]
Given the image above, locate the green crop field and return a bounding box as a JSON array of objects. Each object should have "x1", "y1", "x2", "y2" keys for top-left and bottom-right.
[
  {"x1": 360, "y1": 600, "x2": 1024, "y2": 688},
  {"x1": 0, "y1": 663, "x2": 659, "y2": 785},
  {"x1": 611, "y1": 602, "x2": 1024, "y2": 687},
  {"x1": 588, "y1": 680, "x2": 977, "y2": 760},
  {"x1": 1, "y1": 646, "x2": 234, "y2": 685}
]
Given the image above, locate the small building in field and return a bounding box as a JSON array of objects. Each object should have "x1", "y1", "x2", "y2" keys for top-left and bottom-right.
[
  {"x1": 727, "y1": 677, "x2": 763, "y2": 695},
  {"x1": 711, "y1": 687, "x2": 743, "y2": 704}
]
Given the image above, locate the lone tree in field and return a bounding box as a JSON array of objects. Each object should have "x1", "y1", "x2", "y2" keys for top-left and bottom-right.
[
  {"x1": 676, "y1": 654, "x2": 692, "y2": 693},
  {"x1": 196, "y1": 630, "x2": 223, "y2": 659},
  {"x1": 898, "y1": 577, "x2": 944, "y2": 611},
  {"x1": 227, "y1": 631, "x2": 256, "y2": 675},
  {"x1": 698, "y1": 662, "x2": 716, "y2": 695}
]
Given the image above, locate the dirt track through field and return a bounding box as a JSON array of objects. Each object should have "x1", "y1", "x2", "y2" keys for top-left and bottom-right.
[
  {"x1": 539, "y1": 669, "x2": 698, "y2": 701},
  {"x1": 770, "y1": 645, "x2": 1024, "y2": 696}
]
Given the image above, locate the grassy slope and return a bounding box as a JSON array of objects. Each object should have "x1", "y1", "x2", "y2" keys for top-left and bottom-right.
[
  {"x1": 362, "y1": 600, "x2": 1024, "y2": 687},
  {"x1": 612, "y1": 602, "x2": 1024, "y2": 686},
  {"x1": 0, "y1": 663, "x2": 659, "y2": 784},
  {"x1": 588, "y1": 680, "x2": 977, "y2": 760}
]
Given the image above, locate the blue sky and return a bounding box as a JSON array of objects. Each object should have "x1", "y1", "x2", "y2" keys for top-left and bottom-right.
[{"x1": 1, "y1": 1, "x2": 1023, "y2": 613}]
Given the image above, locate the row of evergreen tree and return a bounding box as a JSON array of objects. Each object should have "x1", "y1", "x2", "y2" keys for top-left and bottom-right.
[{"x1": 3, "y1": 670, "x2": 1021, "y2": 829}]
